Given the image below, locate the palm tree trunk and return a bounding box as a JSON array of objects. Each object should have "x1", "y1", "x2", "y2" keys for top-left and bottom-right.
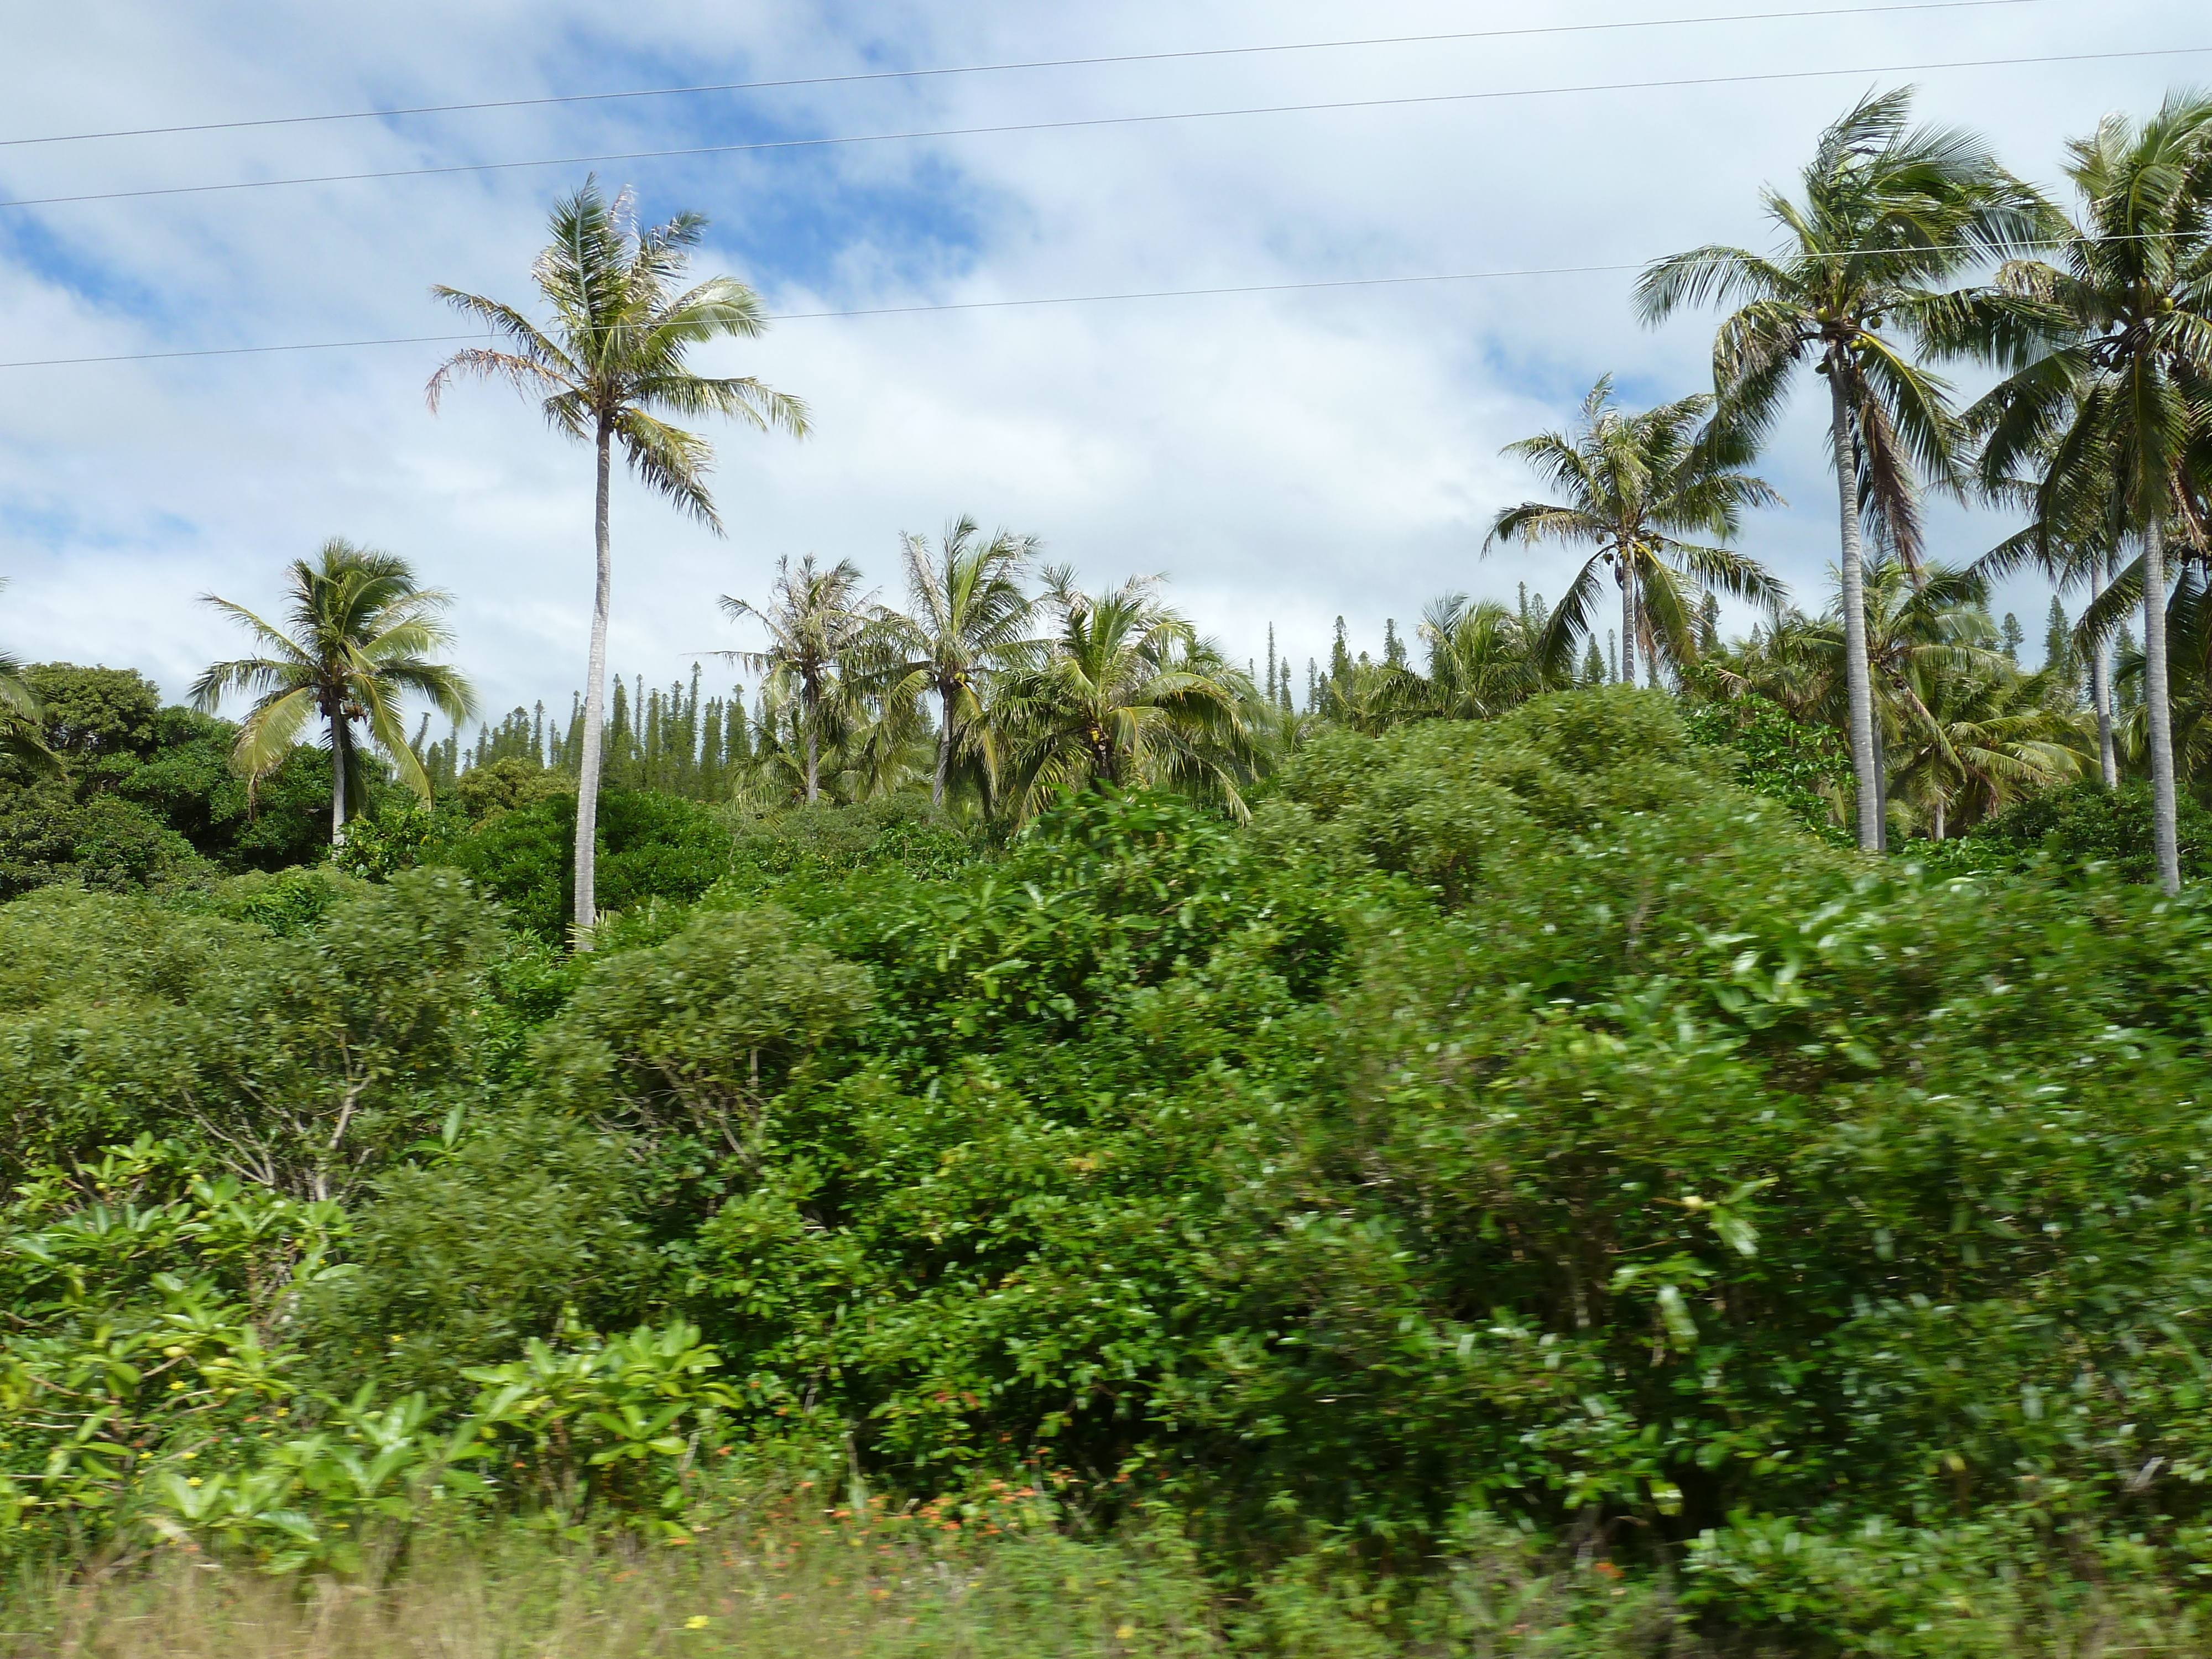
[
  {"x1": 1619, "y1": 562, "x2": 1636, "y2": 687},
  {"x1": 1932, "y1": 797, "x2": 1945, "y2": 842},
  {"x1": 934, "y1": 685, "x2": 954, "y2": 810},
  {"x1": 330, "y1": 716, "x2": 347, "y2": 846},
  {"x1": 2090, "y1": 548, "x2": 2117, "y2": 789},
  {"x1": 805, "y1": 721, "x2": 820, "y2": 804},
  {"x1": 572, "y1": 420, "x2": 615, "y2": 948},
  {"x1": 2141, "y1": 518, "x2": 2180, "y2": 894},
  {"x1": 1829, "y1": 373, "x2": 1882, "y2": 852},
  {"x1": 1871, "y1": 716, "x2": 1889, "y2": 851}
]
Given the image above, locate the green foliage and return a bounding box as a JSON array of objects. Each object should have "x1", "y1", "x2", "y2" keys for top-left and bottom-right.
[
  {"x1": 1682, "y1": 687, "x2": 1853, "y2": 839},
  {"x1": 0, "y1": 871, "x2": 503, "y2": 1194},
  {"x1": 0, "y1": 1137, "x2": 350, "y2": 1554},
  {"x1": 7, "y1": 687, "x2": 2212, "y2": 1651},
  {"x1": 714, "y1": 796, "x2": 976, "y2": 915},
  {"x1": 0, "y1": 788, "x2": 205, "y2": 899},
  {"x1": 302, "y1": 1114, "x2": 660, "y2": 1391},
  {"x1": 22, "y1": 662, "x2": 161, "y2": 760},
  {"x1": 442, "y1": 790, "x2": 735, "y2": 939},
  {"x1": 0, "y1": 665, "x2": 357, "y2": 883},
  {"x1": 455, "y1": 754, "x2": 572, "y2": 820},
  {"x1": 1969, "y1": 779, "x2": 2212, "y2": 882},
  {"x1": 330, "y1": 796, "x2": 473, "y2": 884}
]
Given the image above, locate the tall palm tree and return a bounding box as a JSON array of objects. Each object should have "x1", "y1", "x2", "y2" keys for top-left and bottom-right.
[
  {"x1": 878, "y1": 516, "x2": 1040, "y2": 810},
  {"x1": 1970, "y1": 94, "x2": 2212, "y2": 893},
  {"x1": 426, "y1": 178, "x2": 806, "y2": 942},
  {"x1": 1637, "y1": 86, "x2": 2053, "y2": 851},
  {"x1": 191, "y1": 540, "x2": 474, "y2": 842},
  {"x1": 719, "y1": 554, "x2": 885, "y2": 805},
  {"x1": 1484, "y1": 377, "x2": 1783, "y2": 685},
  {"x1": 998, "y1": 573, "x2": 1256, "y2": 820}
]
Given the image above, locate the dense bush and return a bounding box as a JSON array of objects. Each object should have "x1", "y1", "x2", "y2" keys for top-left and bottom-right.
[
  {"x1": 0, "y1": 787, "x2": 203, "y2": 898},
  {"x1": 442, "y1": 789, "x2": 737, "y2": 938},
  {"x1": 0, "y1": 869, "x2": 502, "y2": 1193},
  {"x1": 1970, "y1": 777, "x2": 2212, "y2": 881},
  {"x1": 6, "y1": 689, "x2": 2212, "y2": 1655},
  {"x1": 0, "y1": 664, "x2": 351, "y2": 887}
]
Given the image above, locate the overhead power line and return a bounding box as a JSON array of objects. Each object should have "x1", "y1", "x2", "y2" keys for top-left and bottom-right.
[
  {"x1": 0, "y1": 233, "x2": 2168, "y2": 371},
  {"x1": 5, "y1": 44, "x2": 2201, "y2": 214},
  {"x1": 0, "y1": 0, "x2": 2054, "y2": 150}
]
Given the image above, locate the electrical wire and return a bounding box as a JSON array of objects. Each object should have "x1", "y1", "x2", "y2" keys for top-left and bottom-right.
[
  {"x1": 0, "y1": 0, "x2": 2054, "y2": 150},
  {"x1": 3, "y1": 43, "x2": 2204, "y2": 212},
  {"x1": 0, "y1": 237, "x2": 2164, "y2": 372}
]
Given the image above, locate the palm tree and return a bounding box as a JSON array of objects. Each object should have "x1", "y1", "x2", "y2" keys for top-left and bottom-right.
[
  {"x1": 1972, "y1": 474, "x2": 2124, "y2": 789},
  {"x1": 1416, "y1": 594, "x2": 1544, "y2": 719},
  {"x1": 998, "y1": 573, "x2": 1257, "y2": 820},
  {"x1": 720, "y1": 555, "x2": 885, "y2": 805},
  {"x1": 1890, "y1": 659, "x2": 2086, "y2": 839},
  {"x1": 1970, "y1": 94, "x2": 2212, "y2": 893},
  {"x1": 878, "y1": 517, "x2": 1040, "y2": 810},
  {"x1": 1637, "y1": 86, "x2": 2053, "y2": 851},
  {"x1": 0, "y1": 587, "x2": 58, "y2": 777},
  {"x1": 191, "y1": 540, "x2": 474, "y2": 842},
  {"x1": 2106, "y1": 563, "x2": 2212, "y2": 789},
  {"x1": 1485, "y1": 377, "x2": 1783, "y2": 685},
  {"x1": 426, "y1": 178, "x2": 806, "y2": 942}
]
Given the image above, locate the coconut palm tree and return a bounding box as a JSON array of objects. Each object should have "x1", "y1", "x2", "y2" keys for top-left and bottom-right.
[
  {"x1": 1415, "y1": 594, "x2": 1545, "y2": 719},
  {"x1": 1970, "y1": 463, "x2": 2124, "y2": 790},
  {"x1": 998, "y1": 573, "x2": 1256, "y2": 820},
  {"x1": 1637, "y1": 86, "x2": 2054, "y2": 851},
  {"x1": 0, "y1": 587, "x2": 58, "y2": 778},
  {"x1": 426, "y1": 178, "x2": 806, "y2": 942},
  {"x1": 1969, "y1": 93, "x2": 2212, "y2": 893},
  {"x1": 191, "y1": 540, "x2": 475, "y2": 842},
  {"x1": 1790, "y1": 558, "x2": 2028, "y2": 838},
  {"x1": 1484, "y1": 377, "x2": 1783, "y2": 685},
  {"x1": 1888, "y1": 660, "x2": 2086, "y2": 839},
  {"x1": 719, "y1": 555, "x2": 886, "y2": 805},
  {"x1": 877, "y1": 517, "x2": 1040, "y2": 811}
]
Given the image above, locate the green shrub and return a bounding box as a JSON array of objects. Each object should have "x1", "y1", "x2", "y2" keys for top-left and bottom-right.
[
  {"x1": 444, "y1": 790, "x2": 734, "y2": 939},
  {"x1": 0, "y1": 789, "x2": 208, "y2": 898},
  {"x1": 1969, "y1": 778, "x2": 2212, "y2": 881},
  {"x1": 715, "y1": 796, "x2": 975, "y2": 912},
  {"x1": 300, "y1": 1113, "x2": 661, "y2": 1395},
  {"x1": 0, "y1": 870, "x2": 503, "y2": 1190}
]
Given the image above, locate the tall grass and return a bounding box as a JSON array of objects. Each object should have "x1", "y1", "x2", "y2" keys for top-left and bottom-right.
[
  {"x1": 0, "y1": 1499, "x2": 1672, "y2": 1659},
  {"x1": 3, "y1": 1498, "x2": 2203, "y2": 1657}
]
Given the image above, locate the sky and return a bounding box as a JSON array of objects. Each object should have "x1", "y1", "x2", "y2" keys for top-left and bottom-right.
[{"x1": 1, "y1": 0, "x2": 2203, "y2": 727}]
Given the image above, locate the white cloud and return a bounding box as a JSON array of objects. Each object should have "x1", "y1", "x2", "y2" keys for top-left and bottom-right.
[{"x1": 0, "y1": 0, "x2": 2195, "y2": 716}]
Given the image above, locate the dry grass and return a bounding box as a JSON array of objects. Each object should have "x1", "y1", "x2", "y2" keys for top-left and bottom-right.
[
  {"x1": 6, "y1": 1513, "x2": 2206, "y2": 1659},
  {"x1": 1, "y1": 1516, "x2": 1227, "y2": 1659}
]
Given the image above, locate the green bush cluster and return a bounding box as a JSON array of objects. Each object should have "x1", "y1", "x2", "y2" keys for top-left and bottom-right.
[
  {"x1": 6, "y1": 688, "x2": 2211, "y2": 1655},
  {"x1": 1969, "y1": 778, "x2": 2212, "y2": 883},
  {"x1": 0, "y1": 666, "x2": 348, "y2": 897}
]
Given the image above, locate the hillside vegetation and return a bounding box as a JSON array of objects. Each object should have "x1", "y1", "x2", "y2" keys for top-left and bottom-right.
[{"x1": 5, "y1": 689, "x2": 2210, "y2": 1655}]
